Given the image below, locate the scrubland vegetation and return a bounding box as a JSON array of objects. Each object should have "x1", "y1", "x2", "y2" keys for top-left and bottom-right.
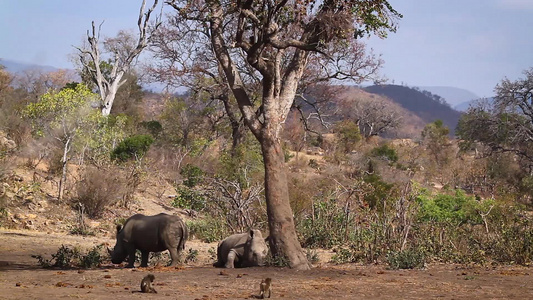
[
  {"x1": 1, "y1": 62, "x2": 533, "y2": 270},
  {"x1": 1, "y1": 0, "x2": 532, "y2": 270}
]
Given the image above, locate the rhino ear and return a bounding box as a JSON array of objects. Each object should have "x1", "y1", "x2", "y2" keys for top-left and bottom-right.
[
  {"x1": 249, "y1": 229, "x2": 254, "y2": 238},
  {"x1": 116, "y1": 224, "x2": 122, "y2": 234}
]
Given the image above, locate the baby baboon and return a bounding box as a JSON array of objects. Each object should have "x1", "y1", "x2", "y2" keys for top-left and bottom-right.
[
  {"x1": 259, "y1": 277, "x2": 272, "y2": 299},
  {"x1": 140, "y1": 274, "x2": 157, "y2": 293}
]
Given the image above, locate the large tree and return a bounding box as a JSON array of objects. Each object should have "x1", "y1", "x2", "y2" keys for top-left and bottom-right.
[
  {"x1": 457, "y1": 68, "x2": 533, "y2": 172},
  {"x1": 23, "y1": 84, "x2": 97, "y2": 201},
  {"x1": 75, "y1": 0, "x2": 162, "y2": 116},
  {"x1": 165, "y1": 0, "x2": 400, "y2": 270},
  {"x1": 340, "y1": 95, "x2": 402, "y2": 138}
]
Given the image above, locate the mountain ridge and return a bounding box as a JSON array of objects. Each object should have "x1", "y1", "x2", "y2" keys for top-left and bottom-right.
[{"x1": 364, "y1": 84, "x2": 462, "y2": 134}]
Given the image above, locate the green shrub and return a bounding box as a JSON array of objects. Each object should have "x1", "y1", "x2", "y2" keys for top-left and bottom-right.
[
  {"x1": 284, "y1": 148, "x2": 294, "y2": 162},
  {"x1": 298, "y1": 198, "x2": 347, "y2": 248},
  {"x1": 416, "y1": 190, "x2": 483, "y2": 225},
  {"x1": 331, "y1": 246, "x2": 366, "y2": 264},
  {"x1": 387, "y1": 249, "x2": 426, "y2": 270},
  {"x1": 111, "y1": 134, "x2": 154, "y2": 161},
  {"x1": 186, "y1": 217, "x2": 229, "y2": 243},
  {"x1": 79, "y1": 245, "x2": 104, "y2": 268},
  {"x1": 139, "y1": 120, "x2": 163, "y2": 138},
  {"x1": 185, "y1": 248, "x2": 199, "y2": 263},
  {"x1": 370, "y1": 144, "x2": 398, "y2": 163},
  {"x1": 489, "y1": 219, "x2": 533, "y2": 265},
  {"x1": 33, "y1": 245, "x2": 80, "y2": 268},
  {"x1": 308, "y1": 159, "x2": 319, "y2": 169},
  {"x1": 180, "y1": 164, "x2": 204, "y2": 188},
  {"x1": 363, "y1": 173, "x2": 396, "y2": 210},
  {"x1": 171, "y1": 185, "x2": 206, "y2": 211},
  {"x1": 69, "y1": 226, "x2": 95, "y2": 236},
  {"x1": 33, "y1": 244, "x2": 106, "y2": 269},
  {"x1": 149, "y1": 252, "x2": 171, "y2": 266},
  {"x1": 335, "y1": 120, "x2": 361, "y2": 153},
  {"x1": 265, "y1": 253, "x2": 290, "y2": 267}
]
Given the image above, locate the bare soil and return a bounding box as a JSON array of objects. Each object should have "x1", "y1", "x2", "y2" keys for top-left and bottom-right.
[{"x1": 1, "y1": 229, "x2": 532, "y2": 300}]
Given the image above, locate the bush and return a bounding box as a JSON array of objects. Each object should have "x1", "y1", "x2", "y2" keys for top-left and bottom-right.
[
  {"x1": 370, "y1": 144, "x2": 398, "y2": 163},
  {"x1": 75, "y1": 167, "x2": 125, "y2": 218},
  {"x1": 335, "y1": 120, "x2": 361, "y2": 153},
  {"x1": 33, "y1": 244, "x2": 105, "y2": 269},
  {"x1": 265, "y1": 253, "x2": 290, "y2": 267},
  {"x1": 306, "y1": 249, "x2": 320, "y2": 264},
  {"x1": 185, "y1": 248, "x2": 199, "y2": 263},
  {"x1": 111, "y1": 134, "x2": 154, "y2": 161},
  {"x1": 33, "y1": 245, "x2": 80, "y2": 268},
  {"x1": 331, "y1": 246, "x2": 366, "y2": 264},
  {"x1": 363, "y1": 173, "x2": 396, "y2": 210},
  {"x1": 79, "y1": 245, "x2": 104, "y2": 268},
  {"x1": 387, "y1": 249, "x2": 426, "y2": 270},
  {"x1": 298, "y1": 198, "x2": 348, "y2": 248},
  {"x1": 416, "y1": 189, "x2": 483, "y2": 225},
  {"x1": 171, "y1": 185, "x2": 206, "y2": 211},
  {"x1": 186, "y1": 217, "x2": 229, "y2": 243},
  {"x1": 489, "y1": 219, "x2": 533, "y2": 265},
  {"x1": 180, "y1": 164, "x2": 204, "y2": 188},
  {"x1": 139, "y1": 120, "x2": 163, "y2": 138}
]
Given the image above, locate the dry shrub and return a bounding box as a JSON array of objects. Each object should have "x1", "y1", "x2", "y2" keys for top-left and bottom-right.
[
  {"x1": 145, "y1": 146, "x2": 184, "y2": 183},
  {"x1": 75, "y1": 167, "x2": 126, "y2": 218}
]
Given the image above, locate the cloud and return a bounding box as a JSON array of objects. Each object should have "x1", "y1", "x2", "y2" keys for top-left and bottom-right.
[{"x1": 495, "y1": 0, "x2": 533, "y2": 10}]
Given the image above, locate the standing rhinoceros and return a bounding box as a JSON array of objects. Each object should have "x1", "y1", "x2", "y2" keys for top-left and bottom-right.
[
  {"x1": 108, "y1": 213, "x2": 188, "y2": 268},
  {"x1": 214, "y1": 229, "x2": 268, "y2": 268}
]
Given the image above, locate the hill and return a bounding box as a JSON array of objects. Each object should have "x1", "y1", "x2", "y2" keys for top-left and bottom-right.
[
  {"x1": 0, "y1": 59, "x2": 59, "y2": 73},
  {"x1": 416, "y1": 86, "x2": 480, "y2": 107},
  {"x1": 336, "y1": 87, "x2": 427, "y2": 138},
  {"x1": 364, "y1": 84, "x2": 463, "y2": 134}
]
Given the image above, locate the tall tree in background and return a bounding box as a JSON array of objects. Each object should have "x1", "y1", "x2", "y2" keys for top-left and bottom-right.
[
  {"x1": 23, "y1": 84, "x2": 97, "y2": 201},
  {"x1": 148, "y1": 14, "x2": 258, "y2": 153},
  {"x1": 457, "y1": 67, "x2": 533, "y2": 172},
  {"x1": 75, "y1": 0, "x2": 162, "y2": 116},
  {"x1": 166, "y1": 0, "x2": 401, "y2": 269},
  {"x1": 341, "y1": 95, "x2": 402, "y2": 138}
]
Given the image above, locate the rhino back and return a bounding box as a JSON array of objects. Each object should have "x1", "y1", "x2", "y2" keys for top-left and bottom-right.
[
  {"x1": 218, "y1": 233, "x2": 248, "y2": 260},
  {"x1": 121, "y1": 214, "x2": 185, "y2": 252}
]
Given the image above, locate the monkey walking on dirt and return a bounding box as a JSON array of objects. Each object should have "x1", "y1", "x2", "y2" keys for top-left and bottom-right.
[
  {"x1": 140, "y1": 274, "x2": 157, "y2": 293},
  {"x1": 259, "y1": 277, "x2": 272, "y2": 299}
]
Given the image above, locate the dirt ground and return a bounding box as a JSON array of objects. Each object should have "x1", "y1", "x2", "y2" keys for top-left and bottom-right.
[{"x1": 1, "y1": 229, "x2": 532, "y2": 300}]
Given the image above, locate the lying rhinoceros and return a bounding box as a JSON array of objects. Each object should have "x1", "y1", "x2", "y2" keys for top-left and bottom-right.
[
  {"x1": 108, "y1": 213, "x2": 188, "y2": 268},
  {"x1": 214, "y1": 229, "x2": 268, "y2": 268}
]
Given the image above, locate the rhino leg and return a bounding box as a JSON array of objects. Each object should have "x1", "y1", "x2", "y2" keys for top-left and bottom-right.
[
  {"x1": 126, "y1": 246, "x2": 136, "y2": 268},
  {"x1": 168, "y1": 247, "x2": 179, "y2": 266},
  {"x1": 225, "y1": 249, "x2": 238, "y2": 268},
  {"x1": 140, "y1": 251, "x2": 149, "y2": 268}
]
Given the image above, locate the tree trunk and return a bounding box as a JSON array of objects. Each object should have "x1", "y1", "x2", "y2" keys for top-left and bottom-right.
[
  {"x1": 261, "y1": 133, "x2": 311, "y2": 270},
  {"x1": 101, "y1": 78, "x2": 121, "y2": 116},
  {"x1": 58, "y1": 137, "x2": 71, "y2": 202}
]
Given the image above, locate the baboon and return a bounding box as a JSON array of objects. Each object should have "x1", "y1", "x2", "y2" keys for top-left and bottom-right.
[
  {"x1": 259, "y1": 277, "x2": 272, "y2": 299},
  {"x1": 140, "y1": 274, "x2": 157, "y2": 293}
]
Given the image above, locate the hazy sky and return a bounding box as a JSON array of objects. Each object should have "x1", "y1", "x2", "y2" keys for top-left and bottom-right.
[{"x1": 1, "y1": 0, "x2": 532, "y2": 97}]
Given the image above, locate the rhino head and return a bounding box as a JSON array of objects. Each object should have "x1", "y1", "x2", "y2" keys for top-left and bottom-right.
[
  {"x1": 244, "y1": 229, "x2": 268, "y2": 267},
  {"x1": 108, "y1": 224, "x2": 127, "y2": 264}
]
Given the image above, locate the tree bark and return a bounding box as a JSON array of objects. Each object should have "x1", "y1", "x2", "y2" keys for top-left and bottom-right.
[
  {"x1": 58, "y1": 137, "x2": 71, "y2": 202},
  {"x1": 261, "y1": 133, "x2": 311, "y2": 270}
]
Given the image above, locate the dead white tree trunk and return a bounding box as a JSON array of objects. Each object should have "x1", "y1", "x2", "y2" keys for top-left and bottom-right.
[{"x1": 75, "y1": 0, "x2": 162, "y2": 116}]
